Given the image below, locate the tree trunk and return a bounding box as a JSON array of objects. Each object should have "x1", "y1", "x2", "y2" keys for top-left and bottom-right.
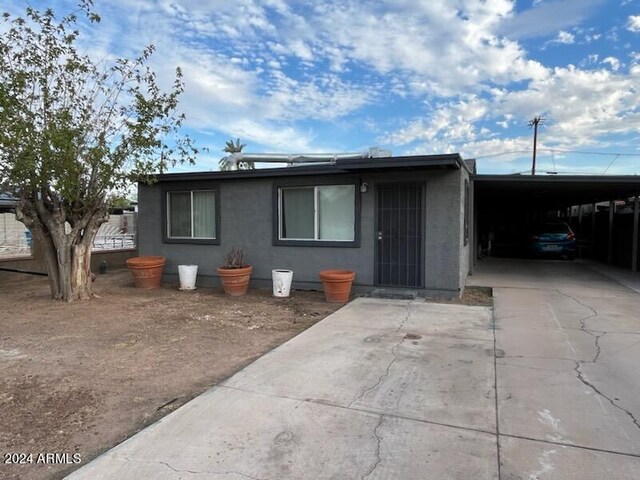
[
  {"x1": 17, "y1": 200, "x2": 107, "y2": 301},
  {"x1": 53, "y1": 217, "x2": 105, "y2": 302},
  {"x1": 28, "y1": 222, "x2": 62, "y2": 298}
]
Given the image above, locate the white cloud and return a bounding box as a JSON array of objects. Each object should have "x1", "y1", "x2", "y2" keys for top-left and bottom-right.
[
  {"x1": 383, "y1": 64, "x2": 640, "y2": 162},
  {"x1": 584, "y1": 53, "x2": 599, "y2": 65},
  {"x1": 628, "y1": 15, "x2": 640, "y2": 32},
  {"x1": 382, "y1": 96, "x2": 489, "y2": 145},
  {"x1": 494, "y1": 67, "x2": 640, "y2": 147},
  {"x1": 4, "y1": 0, "x2": 639, "y2": 173},
  {"x1": 602, "y1": 56, "x2": 621, "y2": 71},
  {"x1": 584, "y1": 32, "x2": 601, "y2": 42},
  {"x1": 498, "y1": 0, "x2": 606, "y2": 39},
  {"x1": 556, "y1": 31, "x2": 576, "y2": 44}
]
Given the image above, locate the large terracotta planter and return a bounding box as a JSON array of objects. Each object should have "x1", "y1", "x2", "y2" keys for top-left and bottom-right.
[
  {"x1": 126, "y1": 256, "x2": 166, "y2": 289},
  {"x1": 217, "y1": 265, "x2": 253, "y2": 296},
  {"x1": 319, "y1": 269, "x2": 356, "y2": 303}
]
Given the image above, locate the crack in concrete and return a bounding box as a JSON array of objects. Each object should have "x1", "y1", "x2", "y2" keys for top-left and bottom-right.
[
  {"x1": 222, "y1": 384, "x2": 497, "y2": 438},
  {"x1": 555, "y1": 290, "x2": 603, "y2": 363},
  {"x1": 362, "y1": 415, "x2": 385, "y2": 480},
  {"x1": 549, "y1": 292, "x2": 640, "y2": 434},
  {"x1": 348, "y1": 305, "x2": 411, "y2": 408},
  {"x1": 348, "y1": 336, "x2": 406, "y2": 407},
  {"x1": 502, "y1": 354, "x2": 587, "y2": 363},
  {"x1": 499, "y1": 362, "x2": 569, "y2": 373},
  {"x1": 499, "y1": 432, "x2": 640, "y2": 459},
  {"x1": 118, "y1": 455, "x2": 268, "y2": 479},
  {"x1": 593, "y1": 332, "x2": 605, "y2": 363},
  {"x1": 395, "y1": 302, "x2": 411, "y2": 332},
  {"x1": 574, "y1": 361, "x2": 640, "y2": 432}
]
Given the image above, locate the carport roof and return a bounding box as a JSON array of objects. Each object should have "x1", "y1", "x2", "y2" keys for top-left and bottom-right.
[{"x1": 475, "y1": 174, "x2": 640, "y2": 208}]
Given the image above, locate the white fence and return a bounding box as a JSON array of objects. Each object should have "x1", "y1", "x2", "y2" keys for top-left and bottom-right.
[
  {"x1": 0, "y1": 212, "x2": 137, "y2": 258},
  {"x1": 0, "y1": 213, "x2": 31, "y2": 257},
  {"x1": 92, "y1": 213, "x2": 137, "y2": 250}
]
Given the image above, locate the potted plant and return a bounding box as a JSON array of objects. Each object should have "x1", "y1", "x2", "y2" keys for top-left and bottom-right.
[
  {"x1": 217, "y1": 246, "x2": 252, "y2": 296},
  {"x1": 319, "y1": 269, "x2": 356, "y2": 303},
  {"x1": 126, "y1": 256, "x2": 166, "y2": 289}
]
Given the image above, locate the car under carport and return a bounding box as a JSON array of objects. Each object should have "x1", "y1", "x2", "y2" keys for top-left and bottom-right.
[{"x1": 472, "y1": 174, "x2": 640, "y2": 273}]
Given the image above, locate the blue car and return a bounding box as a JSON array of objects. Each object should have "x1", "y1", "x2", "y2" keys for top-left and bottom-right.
[{"x1": 530, "y1": 222, "x2": 577, "y2": 260}]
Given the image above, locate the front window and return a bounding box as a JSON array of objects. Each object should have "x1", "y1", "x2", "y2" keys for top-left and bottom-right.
[
  {"x1": 167, "y1": 190, "x2": 216, "y2": 239},
  {"x1": 279, "y1": 185, "x2": 355, "y2": 242}
]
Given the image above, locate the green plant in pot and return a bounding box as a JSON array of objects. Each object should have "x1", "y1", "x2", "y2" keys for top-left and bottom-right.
[{"x1": 217, "y1": 246, "x2": 252, "y2": 296}]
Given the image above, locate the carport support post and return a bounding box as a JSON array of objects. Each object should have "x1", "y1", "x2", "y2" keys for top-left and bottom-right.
[
  {"x1": 633, "y1": 195, "x2": 639, "y2": 273},
  {"x1": 578, "y1": 205, "x2": 583, "y2": 231},
  {"x1": 592, "y1": 203, "x2": 597, "y2": 255},
  {"x1": 608, "y1": 200, "x2": 615, "y2": 264}
]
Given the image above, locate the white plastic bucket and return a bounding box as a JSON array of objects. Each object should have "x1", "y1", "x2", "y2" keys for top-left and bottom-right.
[
  {"x1": 272, "y1": 269, "x2": 293, "y2": 297},
  {"x1": 178, "y1": 265, "x2": 198, "y2": 290}
]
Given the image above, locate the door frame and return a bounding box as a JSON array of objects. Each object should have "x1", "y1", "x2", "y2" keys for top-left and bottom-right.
[{"x1": 373, "y1": 182, "x2": 426, "y2": 288}]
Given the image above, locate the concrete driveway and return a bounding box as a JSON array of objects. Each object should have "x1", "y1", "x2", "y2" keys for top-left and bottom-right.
[
  {"x1": 67, "y1": 259, "x2": 640, "y2": 479},
  {"x1": 468, "y1": 258, "x2": 640, "y2": 479}
]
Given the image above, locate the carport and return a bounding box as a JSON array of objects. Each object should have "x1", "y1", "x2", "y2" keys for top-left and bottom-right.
[{"x1": 472, "y1": 175, "x2": 640, "y2": 272}]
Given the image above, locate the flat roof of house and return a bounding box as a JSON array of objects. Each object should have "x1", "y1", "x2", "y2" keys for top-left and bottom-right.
[
  {"x1": 475, "y1": 174, "x2": 640, "y2": 208},
  {"x1": 154, "y1": 154, "x2": 469, "y2": 182}
]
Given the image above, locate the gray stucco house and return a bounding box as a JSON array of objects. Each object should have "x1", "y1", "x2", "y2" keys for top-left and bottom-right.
[{"x1": 137, "y1": 154, "x2": 474, "y2": 297}]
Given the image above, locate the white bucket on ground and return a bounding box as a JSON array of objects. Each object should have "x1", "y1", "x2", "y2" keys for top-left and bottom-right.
[
  {"x1": 272, "y1": 269, "x2": 293, "y2": 297},
  {"x1": 178, "y1": 265, "x2": 198, "y2": 290}
]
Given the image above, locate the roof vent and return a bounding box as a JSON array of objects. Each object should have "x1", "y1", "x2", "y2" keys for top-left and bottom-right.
[{"x1": 219, "y1": 147, "x2": 392, "y2": 169}]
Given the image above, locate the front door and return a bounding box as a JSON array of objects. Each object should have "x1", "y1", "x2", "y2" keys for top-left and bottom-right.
[{"x1": 375, "y1": 184, "x2": 423, "y2": 287}]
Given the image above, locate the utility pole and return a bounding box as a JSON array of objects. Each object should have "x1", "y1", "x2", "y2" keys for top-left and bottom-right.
[{"x1": 528, "y1": 116, "x2": 543, "y2": 175}]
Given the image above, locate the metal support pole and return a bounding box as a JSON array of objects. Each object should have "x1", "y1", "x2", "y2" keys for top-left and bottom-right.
[
  {"x1": 632, "y1": 195, "x2": 639, "y2": 273},
  {"x1": 592, "y1": 203, "x2": 597, "y2": 257},
  {"x1": 608, "y1": 200, "x2": 615, "y2": 264},
  {"x1": 470, "y1": 180, "x2": 476, "y2": 274},
  {"x1": 578, "y1": 205, "x2": 583, "y2": 232}
]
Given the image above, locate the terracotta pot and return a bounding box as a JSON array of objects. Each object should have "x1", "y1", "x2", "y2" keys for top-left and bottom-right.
[
  {"x1": 126, "y1": 256, "x2": 166, "y2": 289},
  {"x1": 319, "y1": 269, "x2": 356, "y2": 303},
  {"x1": 217, "y1": 265, "x2": 253, "y2": 296}
]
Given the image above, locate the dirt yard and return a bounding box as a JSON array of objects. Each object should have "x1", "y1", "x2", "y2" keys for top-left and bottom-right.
[
  {"x1": 429, "y1": 286, "x2": 493, "y2": 307},
  {"x1": 0, "y1": 270, "x2": 341, "y2": 480}
]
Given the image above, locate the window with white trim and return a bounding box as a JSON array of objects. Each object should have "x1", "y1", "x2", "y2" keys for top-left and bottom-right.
[
  {"x1": 278, "y1": 185, "x2": 356, "y2": 242},
  {"x1": 167, "y1": 190, "x2": 216, "y2": 239}
]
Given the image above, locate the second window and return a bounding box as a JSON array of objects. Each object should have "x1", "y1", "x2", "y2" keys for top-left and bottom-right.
[{"x1": 279, "y1": 185, "x2": 355, "y2": 242}]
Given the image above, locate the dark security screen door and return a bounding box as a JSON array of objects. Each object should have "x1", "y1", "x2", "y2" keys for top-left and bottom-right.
[{"x1": 375, "y1": 184, "x2": 423, "y2": 287}]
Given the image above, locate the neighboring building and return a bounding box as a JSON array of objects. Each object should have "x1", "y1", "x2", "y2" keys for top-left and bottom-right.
[
  {"x1": 0, "y1": 192, "x2": 17, "y2": 213},
  {"x1": 137, "y1": 154, "x2": 474, "y2": 297}
]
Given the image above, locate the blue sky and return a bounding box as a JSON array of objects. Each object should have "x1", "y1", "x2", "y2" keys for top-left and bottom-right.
[{"x1": 7, "y1": 0, "x2": 640, "y2": 174}]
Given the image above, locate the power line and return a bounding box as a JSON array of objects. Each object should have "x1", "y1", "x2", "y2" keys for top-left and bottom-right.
[
  {"x1": 602, "y1": 154, "x2": 620, "y2": 174},
  {"x1": 475, "y1": 150, "x2": 531, "y2": 158},
  {"x1": 545, "y1": 148, "x2": 640, "y2": 157},
  {"x1": 475, "y1": 148, "x2": 640, "y2": 159}
]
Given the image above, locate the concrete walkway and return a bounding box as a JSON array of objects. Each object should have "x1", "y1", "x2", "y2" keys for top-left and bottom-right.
[
  {"x1": 68, "y1": 299, "x2": 499, "y2": 479},
  {"x1": 469, "y1": 258, "x2": 640, "y2": 479}
]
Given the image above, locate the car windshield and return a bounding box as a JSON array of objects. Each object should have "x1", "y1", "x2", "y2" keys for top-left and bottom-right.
[{"x1": 536, "y1": 223, "x2": 570, "y2": 234}]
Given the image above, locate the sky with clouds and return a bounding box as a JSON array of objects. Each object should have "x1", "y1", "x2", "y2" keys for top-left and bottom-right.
[{"x1": 5, "y1": 0, "x2": 640, "y2": 174}]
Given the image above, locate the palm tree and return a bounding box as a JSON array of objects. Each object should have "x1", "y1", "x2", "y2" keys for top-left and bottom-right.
[{"x1": 219, "y1": 138, "x2": 254, "y2": 170}]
